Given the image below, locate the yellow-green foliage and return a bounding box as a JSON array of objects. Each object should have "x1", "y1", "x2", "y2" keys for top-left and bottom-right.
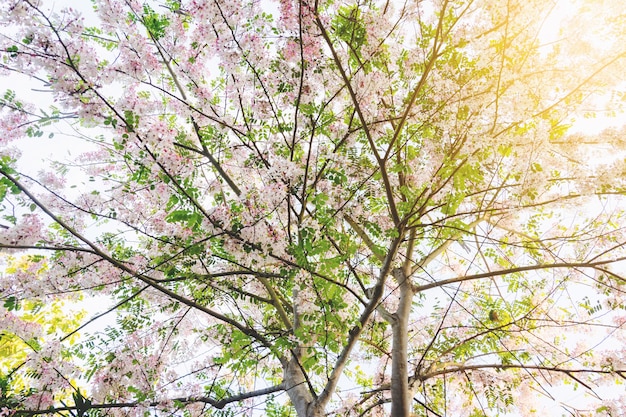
[{"x1": 1, "y1": 256, "x2": 86, "y2": 395}]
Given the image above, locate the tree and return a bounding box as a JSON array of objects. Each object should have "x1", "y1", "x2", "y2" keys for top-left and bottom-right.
[
  {"x1": 0, "y1": 255, "x2": 85, "y2": 412},
  {"x1": 1, "y1": 0, "x2": 626, "y2": 415}
]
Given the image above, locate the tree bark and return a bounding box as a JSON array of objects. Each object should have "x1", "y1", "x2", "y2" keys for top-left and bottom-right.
[
  {"x1": 283, "y1": 354, "x2": 320, "y2": 417},
  {"x1": 390, "y1": 268, "x2": 413, "y2": 417}
]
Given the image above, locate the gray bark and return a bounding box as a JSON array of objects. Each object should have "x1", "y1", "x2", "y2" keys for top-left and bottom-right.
[
  {"x1": 390, "y1": 268, "x2": 413, "y2": 417},
  {"x1": 283, "y1": 354, "x2": 322, "y2": 417}
]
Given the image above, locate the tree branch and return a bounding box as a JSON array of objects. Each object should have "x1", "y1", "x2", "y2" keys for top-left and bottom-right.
[
  {"x1": 11, "y1": 383, "x2": 287, "y2": 416},
  {"x1": 413, "y1": 257, "x2": 626, "y2": 294}
]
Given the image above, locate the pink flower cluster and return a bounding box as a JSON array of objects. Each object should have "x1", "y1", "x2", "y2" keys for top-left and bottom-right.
[{"x1": 0, "y1": 215, "x2": 44, "y2": 247}]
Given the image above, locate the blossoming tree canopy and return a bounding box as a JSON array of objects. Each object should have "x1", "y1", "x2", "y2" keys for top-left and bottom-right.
[
  {"x1": 0, "y1": 256, "x2": 85, "y2": 411},
  {"x1": 1, "y1": 0, "x2": 626, "y2": 415}
]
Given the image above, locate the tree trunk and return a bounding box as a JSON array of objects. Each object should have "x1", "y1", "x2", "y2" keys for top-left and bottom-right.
[
  {"x1": 390, "y1": 268, "x2": 413, "y2": 417},
  {"x1": 283, "y1": 354, "x2": 321, "y2": 417}
]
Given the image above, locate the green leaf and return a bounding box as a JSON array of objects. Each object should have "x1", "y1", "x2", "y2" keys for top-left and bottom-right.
[
  {"x1": 142, "y1": 4, "x2": 170, "y2": 40},
  {"x1": 3, "y1": 296, "x2": 20, "y2": 311}
]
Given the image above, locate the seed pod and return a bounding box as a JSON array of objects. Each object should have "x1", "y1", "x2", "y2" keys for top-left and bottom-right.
[{"x1": 489, "y1": 309, "x2": 499, "y2": 322}]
